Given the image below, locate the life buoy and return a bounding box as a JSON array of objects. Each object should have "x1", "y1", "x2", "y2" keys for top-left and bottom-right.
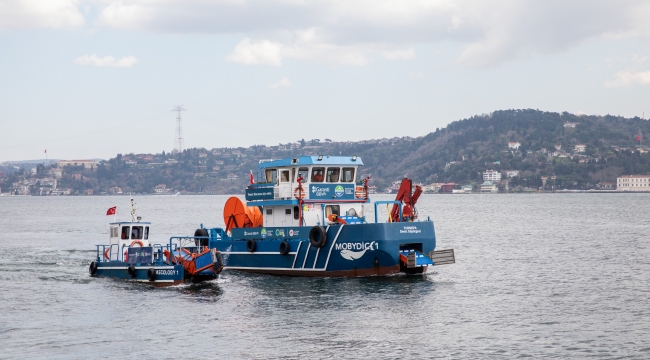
[
  {"x1": 103, "y1": 248, "x2": 110, "y2": 260},
  {"x1": 355, "y1": 186, "x2": 367, "y2": 199},
  {"x1": 130, "y1": 240, "x2": 144, "y2": 247},
  {"x1": 294, "y1": 186, "x2": 306, "y2": 199},
  {"x1": 279, "y1": 240, "x2": 290, "y2": 255},
  {"x1": 163, "y1": 249, "x2": 172, "y2": 264},
  {"x1": 309, "y1": 226, "x2": 327, "y2": 248},
  {"x1": 246, "y1": 239, "x2": 257, "y2": 252}
]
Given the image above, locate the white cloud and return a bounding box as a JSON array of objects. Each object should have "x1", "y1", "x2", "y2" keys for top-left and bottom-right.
[
  {"x1": 269, "y1": 77, "x2": 291, "y2": 89},
  {"x1": 227, "y1": 30, "x2": 369, "y2": 66},
  {"x1": 381, "y1": 48, "x2": 415, "y2": 60},
  {"x1": 227, "y1": 38, "x2": 283, "y2": 66},
  {"x1": 0, "y1": 0, "x2": 85, "y2": 29},
  {"x1": 74, "y1": 54, "x2": 139, "y2": 68},
  {"x1": 23, "y1": 0, "x2": 643, "y2": 68},
  {"x1": 605, "y1": 70, "x2": 650, "y2": 88}
]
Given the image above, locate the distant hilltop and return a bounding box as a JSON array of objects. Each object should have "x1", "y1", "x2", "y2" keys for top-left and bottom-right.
[{"x1": 3, "y1": 109, "x2": 650, "y2": 195}]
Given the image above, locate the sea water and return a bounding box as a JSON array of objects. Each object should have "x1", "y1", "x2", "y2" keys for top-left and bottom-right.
[{"x1": 0, "y1": 194, "x2": 648, "y2": 359}]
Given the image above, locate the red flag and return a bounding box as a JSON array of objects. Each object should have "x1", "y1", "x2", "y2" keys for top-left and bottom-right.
[
  {"x1": 637, "y1": 134, "x2": 642, "y2": 142},
  {"x1": 106, "y1": 206, "x2": 116, "y2": 216},
  {"x1": 249, "y1": 170, "x2": 254, "y2": 185},
  {"x1": 44, "y1": 149, "x2": 47, "y2": 154}
]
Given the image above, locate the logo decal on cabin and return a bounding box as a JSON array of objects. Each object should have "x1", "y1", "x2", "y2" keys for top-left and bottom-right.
[
  {"x1": 261, "y1": 228, "x2": 267, "y2": 238},
  {"x1": 336, "y1": 241, "x2": 377, "y2": 260},
  {"x1": 311, "y1": 186, "x2": 330, "y2": 197},
  {"x1": 334, "y1": 185, "x2": 344, "y2": 197}
]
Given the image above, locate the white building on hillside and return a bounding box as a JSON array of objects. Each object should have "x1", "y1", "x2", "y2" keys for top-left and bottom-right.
[
  {"x1": 617, "y1": 175, "x2": 650, "y2": 192},
  {"x1": 574, "y1": 144, "x2": 586, "y2": 153},
  {"x1": 483, "y1": 170, "x2": 502, "y2": 182},
  {"x1": 508, "y1": 142, "x2": 521, "y2": 150},
  {"x1": 504, "y1": 170, "x2": 519, "y2": 178}
]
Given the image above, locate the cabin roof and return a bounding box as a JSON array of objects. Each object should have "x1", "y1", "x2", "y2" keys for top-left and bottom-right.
[
  {"x1": 109, "y1": 221, "x2": 152, "y2": 225},
  {"x1": 258, "y1": 156, "x2": 363, "y2": 169}
]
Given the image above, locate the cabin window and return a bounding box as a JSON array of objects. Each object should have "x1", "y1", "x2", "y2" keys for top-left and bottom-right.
[
  {"x1": 110, "y1": 227, "x2": 118, "y2": 238},
  {"x1": 326, "y1": 167, "x2": 340, "y2": 182},
  {"x1": 293, "y1": 206, "x2": 300, "y2": 220},
  {"x1": 280, "y1": 170, "x2": 290, "y2": 182},
  {"x1": 144, "y1": 227, "x2": 149, "y2": 240},
  {"x1": 131, "y1": 226, "x2": 143, "y2": 240},
  {"x1": 342, "y1": 168, "x2": 355, "y2": 182},
  {"x1": 266, "y1": 208, "x2": 273, "y2": 215},
  {"x1": 285, "y1": 208, "x2": 292, "y2": 215},
  {"x1": 311, "y1": 167, "x2": 325, "y2": 182},
  {"x1": 325, "y1": 205, "x2": 340, "y2": 217},
  {"x1": 121, "y1": 226, "x2": 130, "y2": 239},
  {"x1": 265, "y1": 169, "x2": 277, "y2": 184},
  {"x1": 297, "y1": 167, "x2": 309, "y2": 182}
]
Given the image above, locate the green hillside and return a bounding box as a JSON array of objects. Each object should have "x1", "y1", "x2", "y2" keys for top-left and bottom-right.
[{"x1": 4, "y1": 109, "x2": 650, "y2": 194}]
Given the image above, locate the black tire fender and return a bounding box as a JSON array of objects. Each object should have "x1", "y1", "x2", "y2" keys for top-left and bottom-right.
[
  {"x1": 147, "y1": 268, "x2": 156, "y2": 282},
  {"x1": 194, "y1": 228, "x2": 209, "y2": 247},
  {"x1": 89, "y1": 261, "x2": 98, "y2": 275},
  {"x1": 246, "y1": 239, "x2": 257, "y2": 252},
  {"x1": 127, "y1": 264, "x2": 137, "y2": 278},
  {"x1": 279, "y1": 240, "x2": 290, "y2": 255},
  {"x1": 309, "y1": 226, "x2": 327, "y2": 248}
]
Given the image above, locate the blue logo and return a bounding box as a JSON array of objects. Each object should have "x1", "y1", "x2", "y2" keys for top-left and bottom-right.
[{"x1": 334, "y1": 185, "x2": 344, "y2": 197}]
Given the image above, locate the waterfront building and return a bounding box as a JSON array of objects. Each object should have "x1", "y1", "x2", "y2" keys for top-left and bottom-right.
[
  {"x1": 564, "y1": 122, "x2": 579, "y2": 128},
  {"x1": 617, "y1": 175, "x2": 650, "y2": 192},
  {"x1": 480, "y1": 181, "x2": 498, "y2": 193},
  {"x1": 483, "y1": 170, "x2": 502, "y2": 182},
  {"x1": 441, "y1": 183, "x2": 460, "y2": 194}
]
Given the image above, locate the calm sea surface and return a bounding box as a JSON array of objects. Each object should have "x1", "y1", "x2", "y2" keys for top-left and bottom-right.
[{"x1": 0, "y1": 194, "x2": 649, "y2": 359}]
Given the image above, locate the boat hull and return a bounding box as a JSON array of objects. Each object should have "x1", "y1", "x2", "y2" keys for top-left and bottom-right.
[
  {"x1": 215, "y1": 221, "x2": 436, "y2": 277},
  {"x1": 93, "y1": 262, "x2": 216, "y2": 286}
]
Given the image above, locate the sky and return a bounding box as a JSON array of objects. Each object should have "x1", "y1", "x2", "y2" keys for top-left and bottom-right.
[{"x1": 1, "y1": 0, "x2": 649, "y2": 162}]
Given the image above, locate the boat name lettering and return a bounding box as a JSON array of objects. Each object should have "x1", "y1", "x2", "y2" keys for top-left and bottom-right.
[
  {"x1": 400, "y1": 226, "x2": 421, "y2": 234},
  {"x1": 244, "y1": 231, "x2": 260, "y2": 236},
  {"x1": 155, "y1": 269, "x2": 178, "y2": 276},
  {"x1": 335, "y1": 242, "x2": 377, "y2": 251}
]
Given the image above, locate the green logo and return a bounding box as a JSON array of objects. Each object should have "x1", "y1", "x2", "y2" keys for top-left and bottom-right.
[{"x1": 335, "y1": 185, "x2": 344, "y2": 197}]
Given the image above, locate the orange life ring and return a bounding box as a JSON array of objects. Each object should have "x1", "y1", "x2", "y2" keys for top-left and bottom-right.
[
  {"x1": 104, "y1": 248, "x2": 110, "y2": 260},
  {"x1": 130, "y1": 240, "x2": 144, "y2": 247},
  {"x1": 354, "y1": 186, "x2": 367, "y2": 199},
  {"x1": 294, "y1": 186, "x2": 306, "y2": 199}
]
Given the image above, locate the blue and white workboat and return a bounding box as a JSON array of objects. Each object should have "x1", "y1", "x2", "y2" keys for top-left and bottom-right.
[
  {"x1": 199, "y1": 156, "x2": 454, "y2": 276},
  {"x1": 89, "y1": 199, "x2": 223, "y2": 286}
]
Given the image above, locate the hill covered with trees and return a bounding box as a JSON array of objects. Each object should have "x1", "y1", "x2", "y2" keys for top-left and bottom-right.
[{"x1": 4, "y1": 109, "x2": 650, "y2": 195}]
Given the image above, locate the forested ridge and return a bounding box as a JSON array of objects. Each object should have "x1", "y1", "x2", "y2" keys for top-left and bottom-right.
[{"x1": 3, "y1": 109, "x2": 650, "y2": 194}]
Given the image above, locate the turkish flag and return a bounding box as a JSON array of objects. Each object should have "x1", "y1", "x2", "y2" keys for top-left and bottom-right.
[
  {"x1": 106, "y1": 206, "x2": 117, "y2": 216},
  {"x1": 637, "y1": 134, "x2": 642, "y2": 142},
  {"x1": 249, "y1": 170, "x2": 254, "y2": 185}
]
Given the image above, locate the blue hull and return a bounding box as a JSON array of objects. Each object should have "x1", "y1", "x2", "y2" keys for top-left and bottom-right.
[{"x1": 215, "y1": 222, "x2": 436, "y2": 277}]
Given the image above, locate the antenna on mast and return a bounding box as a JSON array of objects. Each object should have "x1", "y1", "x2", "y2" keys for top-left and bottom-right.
[{"x1": 172, "y1": 105, "x2": 186, "y2": 154}]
